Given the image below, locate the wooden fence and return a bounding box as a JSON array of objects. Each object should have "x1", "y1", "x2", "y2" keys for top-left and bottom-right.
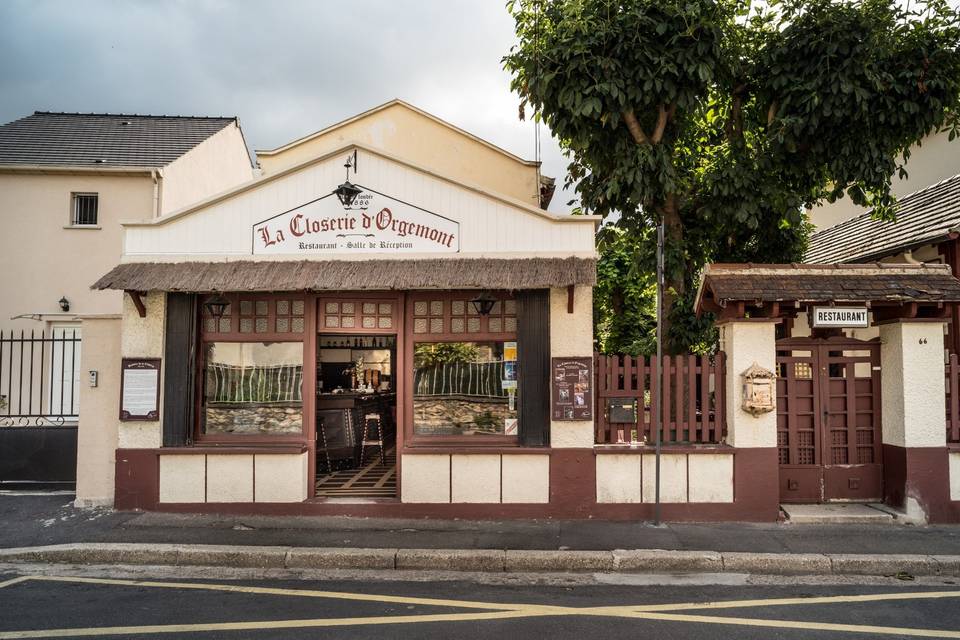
[
  {"x1": 947, "y1": 354, "x2": 960, "y2": 443},
  {"x1": 594, "y1": 352, "x2": 726, "y2": 445}
]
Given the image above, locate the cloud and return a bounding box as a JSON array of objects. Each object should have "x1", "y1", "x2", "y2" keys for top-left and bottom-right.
[{"x1": 0, "y1": 0, "x2": 574, "y2": 212}]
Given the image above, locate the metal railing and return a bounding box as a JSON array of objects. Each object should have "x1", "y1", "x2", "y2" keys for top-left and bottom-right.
[
  {"x1": 0, "y1": 330, "x2": 81, "y2": 426},
  {"x1": 594, "y1": 352, "x2": 726, "y2": 445}
]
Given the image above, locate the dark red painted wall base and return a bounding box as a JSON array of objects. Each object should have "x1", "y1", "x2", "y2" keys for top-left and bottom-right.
[
  {"x1": 114, "y1": 447, "x2": 781, "y2": 521},
  {"x1": 883, "y1": 444, "x2": 960, "y2": 524}
]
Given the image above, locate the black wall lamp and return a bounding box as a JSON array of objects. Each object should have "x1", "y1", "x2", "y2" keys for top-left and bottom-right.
[
  {"x1": 470, "y1": 291, "x2": 498, "y2": 316},
  {"x1": 335, "y1": 151, "x2": 362, "y2": 208},
  {"x1": 203, "y1": 294, "x2": 230, "y2": 319},
  {"x1": 58, "y1": 296, "x2": 70, "y2": 312}
]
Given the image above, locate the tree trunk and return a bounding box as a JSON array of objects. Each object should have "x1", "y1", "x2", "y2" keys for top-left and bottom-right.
[{"x1": 658, "y1": 193, "x2": 684, "y2": 354}]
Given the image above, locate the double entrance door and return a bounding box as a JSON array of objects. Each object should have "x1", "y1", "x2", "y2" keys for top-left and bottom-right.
[{"x1": 776, "y1": 337, "x2": 882, "y2": 503}]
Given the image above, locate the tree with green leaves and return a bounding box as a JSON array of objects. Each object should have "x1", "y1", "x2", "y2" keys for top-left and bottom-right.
[{"x1": 505, "y1": 0, "x2": 960, "y2": 353}]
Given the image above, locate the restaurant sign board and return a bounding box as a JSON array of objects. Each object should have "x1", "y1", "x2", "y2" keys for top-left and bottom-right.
[
  {"x1": 811, "y1": 306, "x2": 869, "y2": 329},
  {"x1": 551, "y1": 357, "x2": 593, "y2": 421},
  {"x1": 252, "y1": 187, "x2": 460, "y2": 255}
]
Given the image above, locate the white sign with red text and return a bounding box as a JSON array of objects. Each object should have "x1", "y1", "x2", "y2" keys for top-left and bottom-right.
[{"x1": 252, "y1": 188, "x2": 460, "y2": 255}]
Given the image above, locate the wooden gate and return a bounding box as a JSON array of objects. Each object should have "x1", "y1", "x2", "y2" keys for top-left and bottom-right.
[{"x1": 776, "y1": 337, "x2": 882, "y2": 503}]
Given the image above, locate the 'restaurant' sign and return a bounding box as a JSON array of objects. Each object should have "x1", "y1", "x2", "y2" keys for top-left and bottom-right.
[
  {"x1": 252, "y1": 187, "x2": 460, "y2": 255},
  {"x1": 811, "y1": 306, "x2": 869, "y2": 328}
]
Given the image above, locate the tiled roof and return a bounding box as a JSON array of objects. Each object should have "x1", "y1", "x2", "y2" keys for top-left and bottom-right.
[
  {"x1": 696, "y1": 263, "x2": 960, "y2": 311},
  {"x1": 0, "y1": 111, "x2": 237, "y2": 167},
  {"x1": 806, "y1": 174, "x2": 960, "y2": 263}
]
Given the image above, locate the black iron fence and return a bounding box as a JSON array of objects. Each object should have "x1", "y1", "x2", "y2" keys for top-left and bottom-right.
[{"x1": 0, "y1": 329, "x2": 81, "y2": 426}]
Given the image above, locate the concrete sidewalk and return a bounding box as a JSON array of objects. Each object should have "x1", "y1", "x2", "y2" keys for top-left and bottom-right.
[
  {"x1": 3, "y1": 493, "x2": 960, "y2": 578},
  {"x1": 4, "y1": 494, "x2": 960, "y2": 555}
]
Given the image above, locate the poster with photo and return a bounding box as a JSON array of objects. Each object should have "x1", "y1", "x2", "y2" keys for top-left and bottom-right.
[{"x1": 551, "y1": 357, "x2": 593, "y2": 421}]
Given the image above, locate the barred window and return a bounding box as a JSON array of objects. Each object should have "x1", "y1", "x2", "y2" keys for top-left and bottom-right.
[{"x1": 71, "y1": 193, "x2": 98, "y2": 226}]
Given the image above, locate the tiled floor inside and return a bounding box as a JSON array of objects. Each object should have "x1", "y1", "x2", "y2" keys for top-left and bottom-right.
[{"x1": 315, "y1": 447, "x2": 397, "y2": 499}]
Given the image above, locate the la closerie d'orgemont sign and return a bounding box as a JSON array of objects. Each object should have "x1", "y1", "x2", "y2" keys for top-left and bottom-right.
[{"x1": 252, "y1": 188, "x2": 459, "y2": 255}]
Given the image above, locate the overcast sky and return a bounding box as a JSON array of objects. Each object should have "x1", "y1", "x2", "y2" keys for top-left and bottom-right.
[{"x1": 0, "y1": 0, "x2": 573, "y2": 211}]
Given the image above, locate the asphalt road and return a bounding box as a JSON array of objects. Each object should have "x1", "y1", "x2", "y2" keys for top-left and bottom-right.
[{"x1": 2, "y1": 569, "x2": 960, "y2": 639}]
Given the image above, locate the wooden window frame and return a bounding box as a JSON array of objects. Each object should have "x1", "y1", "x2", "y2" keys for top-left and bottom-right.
[
  {"x1": 404, "y1": 291, "x2": 520, "y2": 448},
  {"x1": 195, "y1": 293, "x2": 313, "y2": 445}
]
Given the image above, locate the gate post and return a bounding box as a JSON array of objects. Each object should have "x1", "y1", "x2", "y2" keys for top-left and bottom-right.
[
  {"x1": 717, "y1": 319, "x2": 780, "y2": 519},
  {"x1": 75, "y1": 315, "x2": 122, "y2": 507},
  {"x1": 879, "y1": 319, "x2": 957, "y2": 523}
]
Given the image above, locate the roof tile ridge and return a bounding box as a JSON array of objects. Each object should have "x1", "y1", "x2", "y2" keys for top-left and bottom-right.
[{"x1": 31, "y1": 111, "x2": 237, "y2": 121}]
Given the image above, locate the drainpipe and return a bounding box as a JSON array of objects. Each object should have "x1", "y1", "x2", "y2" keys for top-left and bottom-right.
[{"x1": 151, "y1": 169, "x2": 164, "y2": 218}]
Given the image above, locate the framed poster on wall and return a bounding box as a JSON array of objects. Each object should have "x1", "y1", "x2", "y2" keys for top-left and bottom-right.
[
  {"x1": 120, "y1": 358, "x2": 161, "y2": 421},
  {"x1": 551, "y1": 357, "x2": 593, "y2": 421}
]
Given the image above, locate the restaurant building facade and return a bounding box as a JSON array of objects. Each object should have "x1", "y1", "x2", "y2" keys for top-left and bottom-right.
[
  {"x1": 76, "y1": 102, "x2": 960, "y2": 522},
  {"x1": 80, "y1": 102, "x2": 621, "y2": 516}
]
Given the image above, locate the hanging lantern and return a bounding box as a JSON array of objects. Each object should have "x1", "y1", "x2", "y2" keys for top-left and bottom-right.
[
  {"x1": 203, "y1": 294, "x2": 230, "y2": 319},
  {"x1": 470, "y1": 291, "x2": 498, "y2": 316}
]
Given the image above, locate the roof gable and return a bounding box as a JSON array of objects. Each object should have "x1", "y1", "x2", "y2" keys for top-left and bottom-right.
[
  {"x1": 0, "y1": 112, "x2": 237, "y2": 168},
  {"x1": 256, "y1": 99, "x2": 536, "y2": 166}
]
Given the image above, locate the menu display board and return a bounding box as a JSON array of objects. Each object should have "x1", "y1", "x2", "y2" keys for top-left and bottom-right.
[
  {"x1": 551, "y1": 357, "x2": 593, "y2": 421},
  {"x1": 120, "y1": 358, "x2": 161, "y2": 421}
]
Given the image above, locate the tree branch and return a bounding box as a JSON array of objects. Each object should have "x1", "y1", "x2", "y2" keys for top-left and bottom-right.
[
  {"x1": 767, "y1": 100, "x2": 779, "y2": 127},
  {"x1": 621, "y1": 109, "x2": 649, "y2": 144},
  {"x1": 650, "y1": 104, "x2": 674, "y2": 144}
]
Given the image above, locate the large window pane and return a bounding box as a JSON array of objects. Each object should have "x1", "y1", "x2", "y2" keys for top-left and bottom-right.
[
  {"x1": 202, "y1": 342, "x2": 303, "y2": 435},
  {"x1": 413, "y1": 341, "x2": 518, "y2": 436}
]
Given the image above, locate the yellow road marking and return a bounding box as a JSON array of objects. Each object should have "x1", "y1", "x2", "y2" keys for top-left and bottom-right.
[
  {"x1": 1, "y1": 574, "x2": 959, "y2": 638},
  {"x1": 15, "y1": 575, "x2": 555, "y2": 612},
  {"x1": 630, "y1": 612, "x2": 960, "y2": 638},
  {"x1": 0, "y1": 576, "x2": 31, "y2": 590},
  {"x1": 0, "y1": 610, "x2": 546, "y2": 639},
  {"x1": 621, "y1": 589, "x2": 960, "y2": 612}
]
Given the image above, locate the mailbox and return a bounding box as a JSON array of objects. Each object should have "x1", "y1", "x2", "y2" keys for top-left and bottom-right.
[
  {"x1": 741, "y1": 362, "x2": 776, "y2": 416},
  {"x1": 607, "y1": 398, "x2": 638, "y2": 423}
]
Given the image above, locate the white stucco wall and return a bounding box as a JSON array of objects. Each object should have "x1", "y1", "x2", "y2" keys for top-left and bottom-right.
[
  {"x1": 160, "y1": 123, "x2": 254, "y2": 216},
  {"x1": 158, "y1": 452, "x2": 308, "y2": 503},
  {"x1": 595, "y1": 453, "x2": 734, "y2": 504},
  {"x1": 718, "y1": 320, "x2": 778, "y2": 448},
  {"x1": 402, "y1": 453, "x2": 550, "y2": 504},
  {"x1": 0, "y1": 171, "x2": 154, "y2": 332},
  {"x1": 811, "y1": 130, "x2": 960, "y2": 231},
  {"x1": 75, "y1": 316, "x2": 122, "y2": 507},
  {"x1": 549, "y1": 285, "x2": 595, "y2": 448},
  {"x1": 880, "y1": 321, "x2": 948, "y2": 448},
  {"x1": 117, "y1": 293, "x2": 165, "y2": 449}
]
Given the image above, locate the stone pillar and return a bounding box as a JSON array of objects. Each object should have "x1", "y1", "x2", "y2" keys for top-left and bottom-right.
[
  {"x1": 879, "y1": 320, "x2": 958, "y2": 522},
  {"x1": 717, "y1": 319, "x2": 780, "y2": 519},
  {"x1": 74, "y1": 316, "x2": 122, "y2": 507}
]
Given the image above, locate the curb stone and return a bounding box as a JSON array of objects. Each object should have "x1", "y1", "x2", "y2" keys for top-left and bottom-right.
[
  {"x1": 613, "y1": 550, "x2": 722, "y2": 573},
  {"x1": 827, "y1": 553, "x2": 942, "y2": 577},
  {"x1": 397, "y1": 549, "x2": 505, "y2": 572},
  {"x1": 1, "y1": 544, "x2": 959, "y2": 577},
  {"x1": 722, "y1": 552, "x2": 832, "y2": 575}
]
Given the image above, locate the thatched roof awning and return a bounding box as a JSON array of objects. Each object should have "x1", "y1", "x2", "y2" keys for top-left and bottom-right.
[
  {"x1": 695, "y1": 263, "x2": 960, "y2": 316},
  {"x1": 93, "y1": 257, "x2": 597, "y2": 292}
]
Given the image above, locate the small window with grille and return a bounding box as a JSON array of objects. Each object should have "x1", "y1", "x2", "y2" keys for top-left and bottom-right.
[{"x1": 71, "y1": 193, "x2": 98, "y2": 226}]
